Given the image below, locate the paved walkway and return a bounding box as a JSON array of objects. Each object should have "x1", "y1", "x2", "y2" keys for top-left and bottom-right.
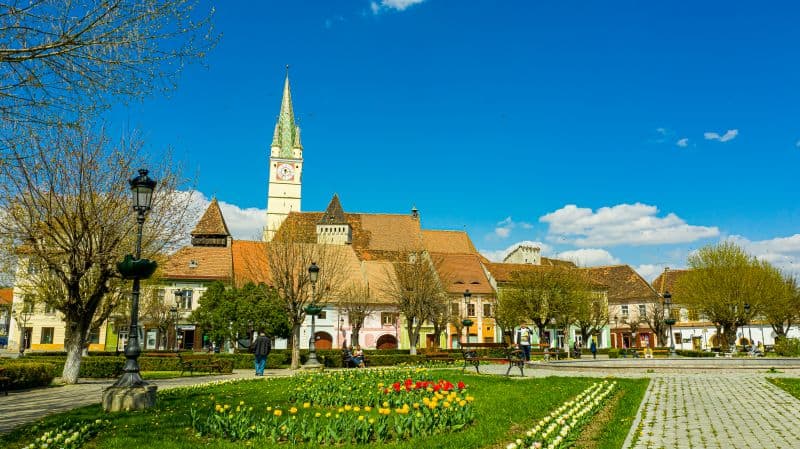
[
  {"x1": 478, "y1": 363, "x2": 800, "y2": 448},
  {"x1": 0, "y1": 369, "x2": 289, "y2": 434},
  {"x1": 623, "y1": 374, "x2": 800, "y2": 449}
]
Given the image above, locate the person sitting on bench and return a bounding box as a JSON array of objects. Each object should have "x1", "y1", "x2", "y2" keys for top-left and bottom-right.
[{"x1": 351, "y1": 345, "x2": 366, "y2": 368}]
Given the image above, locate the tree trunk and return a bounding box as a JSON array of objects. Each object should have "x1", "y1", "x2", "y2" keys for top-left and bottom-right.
[
  {"x1": 291, "y1": 323, "x2": 301, "y2": 369},
  {"x1": 406, "y1": 320, "x2": 417, "y2": 355},
  {"x1": 62, "y1": 322, "x2": 88, "y2": 384},
  {"x1": 351, "y1": 323, "x2": 362, "y2": 347}
]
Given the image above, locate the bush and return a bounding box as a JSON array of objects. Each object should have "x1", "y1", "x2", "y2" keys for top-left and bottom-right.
[
  {"x1": 608, "y1": 348, "x2": 620, "y2": 359},
  {"x1": 0, "y1": 362, "x2": 56, "y2": 390},
  {"x1": 675, "y1": 349, "x2": 715, "y2": 358},
  {"x1": 774, "y1": 338, "x2": 800, "y2": 357}
]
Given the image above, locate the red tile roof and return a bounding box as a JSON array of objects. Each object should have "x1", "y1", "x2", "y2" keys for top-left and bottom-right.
[
  {"x1": 435, "y1": 253, "x2": 494, "y2": 294},
  {"x1": 0, "y1": 288, "x2": 12, "y2": 305},
  {"x1": 161, "y1": 246, "x2": 232, "y2": 281},
  {"x1": 191, "y1": 198, "x2": 231, "y2": 237},
  {"x1": 422, "y1": 230, "x2": 478, "y2": 254},
  {"x1": 583, "y1": 265, "x2": 659, "y2": 302}
]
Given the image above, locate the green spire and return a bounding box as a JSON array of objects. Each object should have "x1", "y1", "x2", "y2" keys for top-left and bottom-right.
[{"x1": 271, "y1": 67, "x2": 302, "y2": 158}]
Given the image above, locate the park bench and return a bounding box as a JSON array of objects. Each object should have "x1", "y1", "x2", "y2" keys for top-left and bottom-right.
[
  {"x1": 178, "y1": 353, "x2": 225, "y2": 375},
  {"x1": 461, "y1": 342, "x2": 526, "y2": 376},
  {"x1": 341, "y1": 349, "x2": 368, "y2": 368},
  {"x1": 422, "y1": 349, "x2": 454, "y2": 363},
  {"x1": 0, "y1": 367, "x2": 9, "y2": 396}
]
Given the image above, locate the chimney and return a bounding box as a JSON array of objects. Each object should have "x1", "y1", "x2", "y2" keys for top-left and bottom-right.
[{"x1": 411, "y1": 205, "x2": 419, "y2": 220}]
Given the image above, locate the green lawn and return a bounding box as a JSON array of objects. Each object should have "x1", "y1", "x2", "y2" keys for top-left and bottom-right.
[
  {"x1": 767, "y1": 377, "x2": 800, "y2": 398},
  {"x1": 140, "y1": 371, "x2": 224, "y2": 380},
  {"x1": 1, "y1": 370, "x2": 649, "y2": 449}
]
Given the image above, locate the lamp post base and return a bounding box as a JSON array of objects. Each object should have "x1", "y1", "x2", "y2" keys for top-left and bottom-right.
[{"x1": 102, "y1": 385, "x2": 157, "y2": 412}]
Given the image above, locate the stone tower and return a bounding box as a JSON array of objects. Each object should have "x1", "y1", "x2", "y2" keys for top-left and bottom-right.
[{"x1": 264, "y1": 70, "x2": 303, "y2": 241}]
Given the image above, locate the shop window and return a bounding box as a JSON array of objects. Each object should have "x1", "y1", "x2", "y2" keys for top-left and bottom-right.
[{"x1": 40, "y1": 327, "x2": 54, "y2": 344}]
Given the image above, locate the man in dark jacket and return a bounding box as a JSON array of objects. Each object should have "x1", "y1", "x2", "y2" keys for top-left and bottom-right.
[{"x1": 252, "y1": 331, "x2": 271, "y2": 376}]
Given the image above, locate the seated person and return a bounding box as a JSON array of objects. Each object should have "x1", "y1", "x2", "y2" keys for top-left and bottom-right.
[
  {"x1": 342, "y1": 346, "x2": 356, "y2": 368},
  {"x1": 351, "y1": 345, "x2": 366, "y2": 368},
  {"x1": 644, "y1": 347, "x2": 653, "y2": 359}
]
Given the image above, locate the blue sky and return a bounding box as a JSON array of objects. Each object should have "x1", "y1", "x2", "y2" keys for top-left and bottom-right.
[{"x1": 109, "y1": 0, "x2": 800, "y2": 279}]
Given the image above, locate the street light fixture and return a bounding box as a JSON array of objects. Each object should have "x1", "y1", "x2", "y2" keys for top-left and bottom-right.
[
  {"x1": 302, "y1": 262, "x2": 322, "y2": 369},
  {"x1": 612, "y1": 315, "x2": 618, "y2": 349},
  {"x1": 550, "y1": 317, "x2": 558, "y2": 350},
  {"x1": 169, "y1": 305, "x2": 178, "y2": 352},
  {"x1": 663, "y1": 291, "x2": 676, "y2": 356},
  {"x1": 103, "y1": 168, "x2": 158, "y2": 411},
  {"x1": 461, "y1": 289, "x2": 473, "y2": 344}
]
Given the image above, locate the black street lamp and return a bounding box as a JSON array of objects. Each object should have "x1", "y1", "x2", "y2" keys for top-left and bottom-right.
[
  {"x1": 461, "y1": 289, "x2": 473, "y2": 344},
  {"x1": 169, "y1": 305, "x2": 178, "y2": 352},
  {"x1": 663, "y1": 291, "x2": 676, "y2": 356},
  {"x1": 302, "y1": 262, "x2": 322, "y2": 369},
  {"x1": 103, "y1": 169, "x2": 158, "y2": 411}
]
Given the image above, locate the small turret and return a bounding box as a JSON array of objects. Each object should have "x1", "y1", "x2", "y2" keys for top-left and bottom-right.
[{"x1": 316, "y1": 194, "x2": 351, "y2": 245}]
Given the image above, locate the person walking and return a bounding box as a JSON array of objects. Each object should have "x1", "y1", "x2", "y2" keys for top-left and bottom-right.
[
  {"x1": 516, "y1": 324, "x2": 534, "y2": 361},
  {"x1": 590, "y1": 339, "x2": 597, "y2": 359},
  {"x1": 252, "y1": 331, "x2": 271, "y2": 376}
]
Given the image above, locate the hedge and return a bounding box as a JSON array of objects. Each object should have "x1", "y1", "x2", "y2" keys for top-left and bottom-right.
[
  {"x1": 0, "y1": 361, "x2": 56, "y2": 390},
  {"x1": 675, "y1": 349, "x2": 716, "y2": 358}
]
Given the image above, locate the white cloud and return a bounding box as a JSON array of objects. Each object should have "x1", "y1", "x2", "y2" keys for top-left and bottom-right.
[
  {"x1": 540, "y1": 203, "x2": 719, "y2": 247},
  {"x1": 554, "y1": 248, "x2": 620, "y2": 267},
  {"x1": 656, "y1": 127, "x2": 667, "y2": 136},
  {"x1": 676, "y1": 138, "x2": 688, "y2": 148},
  {"x1": 371, "y1": 0, "x2": 425, "y2": 14},
  {"x1": 479, "y1": 240, "x2": 553, "y2": 263},
  {"x1": 704, "y1": 129, "x2": 738, "y2": 142},
  {"x1": 490, "y1": 216, "x2": 533, "y2": 240},
  {"x1": 187, "y1": 190, "x2": 266, "y2": 240},
  {"x1": 634, "y1": 264, "x2": 671, "y2": 282},
  {"x1": 728, "y1": 234, "x2": 800, "y2": 276}
]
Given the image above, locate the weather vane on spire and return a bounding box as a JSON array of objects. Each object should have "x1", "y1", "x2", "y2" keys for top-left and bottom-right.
[{"x1": 285, "y1": 64, "x2": 290, "y2": 77}]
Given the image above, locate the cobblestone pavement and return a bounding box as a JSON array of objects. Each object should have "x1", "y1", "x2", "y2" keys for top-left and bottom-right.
[
  {"x1": 0, "y1": 369, "x2": 289, "y2": 434},
  {"x1": 624, "y1": 374, "x2": 800, "y2": 449},
  {"x1": 478, "y1": 363, "x2": 800, "y2": 449}
]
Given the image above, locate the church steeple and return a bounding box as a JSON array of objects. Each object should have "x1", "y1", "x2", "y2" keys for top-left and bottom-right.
[
  {"x1": 265, "y1": 67, "x2": 304, "y2": 242},
  {"x1": 271, "y1": 67, "x2": 302, "y2": 158}
]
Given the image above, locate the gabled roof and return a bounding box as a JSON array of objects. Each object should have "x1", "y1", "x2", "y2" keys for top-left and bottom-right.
[
  {"x1": 161, "y1": 245, "x2": 232, "y2": 281},
  {"x1": 434, "y1": 253, "x2": 494, "y2": 294},
  {"x1": 191, "y1": 198, "x2": 231, "y2": 238},
  {"x1": 541, "y1": 257, "x2": 577, "y2": 268},
  {"x1": 231, "y1": 240, "x2": 271, "y2": 287},
  {"x1": 651, "y1": 268, "x2": 690, "y2": 295},
  {"x1": 583, "y1": 265, "x2": 659, "y2": 302},
  {"x1": 274, "y1": 211, "x2": 423, "y2": 261},
  {"x1": 422, "y1": 230, "x2": 478, "y2": 254},
  {"x1": 318, "y1": 194, "x2": 347, "y2": 225},
  {"x1": 0, "y1": 288, "x2": 12, "y2": 305},
  {"x1": 483, "y1": 262, "x2": 554, "y2": 284}
]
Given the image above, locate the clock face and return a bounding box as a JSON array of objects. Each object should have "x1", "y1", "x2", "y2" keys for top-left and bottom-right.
[{"x1": 277, "y1": 163, "x2": 295, "y2": 181}]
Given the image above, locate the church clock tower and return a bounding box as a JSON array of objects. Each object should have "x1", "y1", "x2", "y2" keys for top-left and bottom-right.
[{"x1": 264, "y1": 70, "x2": 303, "y2": 241}]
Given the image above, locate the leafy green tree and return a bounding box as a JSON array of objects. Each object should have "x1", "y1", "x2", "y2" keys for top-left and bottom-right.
[
  {"x1": 757, "y1": 267, "x2": 800, "y2": 340},
  {"x1": 673, "y1": 242, "x2": 784, "y2": 349},
  {"x1": 192, "y1": 281, "x2": 291, "y2": 351}
]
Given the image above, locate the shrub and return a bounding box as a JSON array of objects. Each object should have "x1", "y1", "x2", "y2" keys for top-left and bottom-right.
[
  {"x1": 774, "y1": 338, "x2": 800, "y2": 357},
  {"x1": 608, "y1": 348, "x2": 620, "y2": 359},
  {"x1": 675, "y1": 349, "x2": 715, "y2": 358},
  {"x1": 0, "y1": 362, "x2": 56, "y2": 390}
]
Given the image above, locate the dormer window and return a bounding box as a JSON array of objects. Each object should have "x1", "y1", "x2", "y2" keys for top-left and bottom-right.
[{"x1": 189, "y1": 259, "x2": 198, "y2": 268}]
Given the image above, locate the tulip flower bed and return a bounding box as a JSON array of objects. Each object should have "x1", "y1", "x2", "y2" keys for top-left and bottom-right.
[
  {"x1": 21, "y1": 419, "x2": 108, "y2": 449},
  {"x1": 190, "y1": 367, "x2": 475, "y2": 444},
  {"x1": 506, "y1": 381, "x2": 617, "y2": 449}
]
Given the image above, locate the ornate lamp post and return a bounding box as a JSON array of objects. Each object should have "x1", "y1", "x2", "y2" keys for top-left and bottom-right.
[
  {"x1": 103, "y1": 169, "x2": 158, "y2": 411},
  {"x1": 663, "y1": 291, "x2": 676, "y2": 356},
  {"x1": 461, "y1": 289, "x2": 473, "y2": 344},
  {"x1": 550, "y1": 317, "x2": 558, "y2": 349},
  {"x1": 612, "y1": 315, "x2": 618, "y2": 348},
  {"x1": 169, "y1": 305, "x2": 178, "y2": 351},
  {"x1": 302, "y1": 262, "x2": 323, "y2": 369}
]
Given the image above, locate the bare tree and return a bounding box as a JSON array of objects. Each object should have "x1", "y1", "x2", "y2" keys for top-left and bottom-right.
[
  {"x1": 264, "y1": 224, "x2": 347, "y2": 369},
  {"x1": 140, "y1": 288, "x2": 172, "y2": 350},
  {"x1": 383, "y1": 251, "x2": 446, "y2": 356},
  {"x1": 0, "y1": 126, "x2": 193, "y2": 383},
  {"x1": 641, "y1": 301, "x2": 669, "y2": 346},
  {"x1": 575, "y1": 293, "x2": 608, "y2": 346},
  {"x1": 0, "y1": 0, "x2": 217, "y2": 130},
  {"x1": 425, "y1": 292, "x2": 450, "y2": 350},
  {"x1": 336, "y1": 283, "x2": 377, "y2": 348}
]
